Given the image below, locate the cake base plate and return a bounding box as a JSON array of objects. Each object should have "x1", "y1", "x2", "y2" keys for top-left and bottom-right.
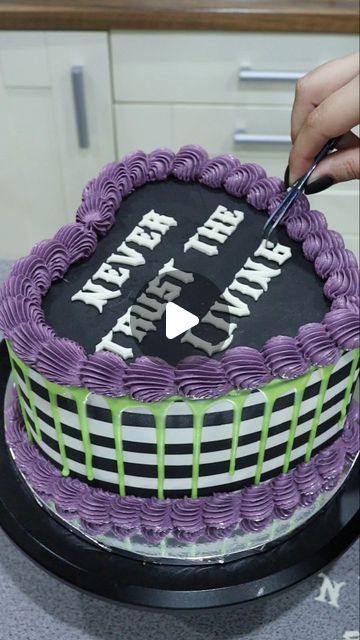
[{"x1": 0, "y1": 340, "x2": 359, "y2": 610}]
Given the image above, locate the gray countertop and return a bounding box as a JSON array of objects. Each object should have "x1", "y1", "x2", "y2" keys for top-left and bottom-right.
[{"x1": 0, "y1": 259, "x2": 359, "y2": 640}]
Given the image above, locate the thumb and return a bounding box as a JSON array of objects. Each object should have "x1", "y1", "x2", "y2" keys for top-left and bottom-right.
[{"x1": 304, "y1": 145, "x2": 360, "y2": 194}]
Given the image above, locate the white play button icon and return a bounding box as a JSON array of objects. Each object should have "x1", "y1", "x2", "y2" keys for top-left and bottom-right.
[{"x1": 165, "y1": 301, "x2": 199, "y2": 340}]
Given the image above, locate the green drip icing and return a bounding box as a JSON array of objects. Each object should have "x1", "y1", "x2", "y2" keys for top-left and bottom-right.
[
  {"x1": 255, "y1": 388, "x2": 277, "y2": 485},
  {"x1": 229, "y1": 391, "x2": 251, "y2": 476},
  {"x1": 282, "y1": 370, "x2": 312, "y2": 473},
  {"x1": 339, "y1": 348, "x2": 360, "y2": 426},
  {"x1": 72, "y1": 388, "x2": 94, "y2": 481},
  {"x1": 23, "y1": 371, "x2": 42, "y2": 441},
  {"x1": 150, "y1": 401, "x2": 174, "y2": 500},
  {"x1": 187, "y1": 399, "x2": 214, "y2": 499},
  {"x1": 7, "y1": 349, "x2": 33, "y2": 442},
  {"x1": 46, "y1": 384, "x2": 70, "y2": 476},
  {"x1": 106, "y1": 398, "x2": 127, "y2": 497},
  {"x1": 305, "y1": 363, "x2": 336, "y2": 462}
]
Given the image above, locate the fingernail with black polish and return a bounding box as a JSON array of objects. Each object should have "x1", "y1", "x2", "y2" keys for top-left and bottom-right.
[
  {"x1": 284, "y1": 165, "x2": 290, "y2": 189},
  {"x1": 304, "y1": 176, "x2": 334, "y2": 195}
]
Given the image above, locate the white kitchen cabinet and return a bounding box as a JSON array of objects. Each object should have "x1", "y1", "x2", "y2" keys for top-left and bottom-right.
[
  {"x1": 112, "y1": 31, "x2": 359, "y2": 258},
  {"x1": 0, "y1": 29, "x2": 358, "y2": 260},
  {"x1": 0, "y1": 32, "x2": 115, "y2": 259}
]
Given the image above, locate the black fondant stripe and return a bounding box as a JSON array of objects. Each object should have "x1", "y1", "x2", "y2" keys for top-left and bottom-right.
[
  {"x1": 26, "y1": 427, "x2": 345, "y2": 498},
  {"x1": 303, "y1": 380, "x2": 321, "y2": 402},
  {"x1": 27, "y1": 377, "x2": 50, "y2": 404},
  {"x1": 12, "y1": 360, "x2": 25, "y2": 382}
]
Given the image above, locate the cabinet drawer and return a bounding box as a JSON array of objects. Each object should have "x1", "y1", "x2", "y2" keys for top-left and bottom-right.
[
  {"x1": 115, "y1": 102, "x2": 293, "y2": 176},
  {"x1": 111, "y1": 32, "x2": 357, "y2": 105}
]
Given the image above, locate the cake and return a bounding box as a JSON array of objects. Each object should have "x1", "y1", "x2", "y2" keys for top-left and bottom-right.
[{"x1": 1, "y1": 145, "x2": 359, "y2": 561}]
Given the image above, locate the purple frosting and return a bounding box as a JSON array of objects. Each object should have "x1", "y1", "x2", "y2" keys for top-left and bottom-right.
[
  {"x1": 175, "y1": 356, "x2": 231, "y2": 398},
  {"x1": 172, "y1": 144, "x2": 209, "y2": 181},
  {"x1": 315, "y1": 440, "x2": 346, "y2": 481},
  {"x1": 10, "y1": 322, "x2": 56, "y2": 366},
  {"x1": 323, "y1": 309, "x2": 360, "y2": 350},
  {"x1": 296, "y1": 323, "x2": 340, "y2": 366},
  {"x1": 53, "y1": 476, "x2": 89, "y2": 517},
  {"x1": 314, "y1": 248, "x2": 358, "y2": 280},
  {"x1": 0, "y1": 296, "x2": 45, "y2": 339},
  {"x1": 35, "y1": 337, "x2": 87, "y2": 386},
  {"x1": 262, "y1": 336, "x2": 309, "y2": 379},
  {"x1": 78, "y1": 488, "x2": 112, "y2": 535},
  {"x1": 331, "y1": 295, "x2": 360, "y2": 315},
  {"x1": 0, "y1": 275, "x2": 41, "y2": 306},
  {"x1": 101, "y1": 161, "x2": 133, "y2": 198},
  {"x1": 123, "y1": 150, "x2": 150, "y2": 188},
  {"x1": 302, "y1": 229, "x2": 345, "y2": 262},
  {"x1": 76, "y1": 192, "x2": 115, "y2": 236},
  {"x1": 124, "y1": 356, "x2": 176, "y2": 402},
  {"x1": 5, "y1": 393, "x2": 359, "y2": 544},
  {"x1": 147, "y1": 148, "x2": 175, "y2": 181},
  {"x1": 171, "y1": 497, "x2": 206, "y2": 542},
  {"x1": 342, "y1": 403, "x2": 360, "y2": 461},
  {"x1": 240, "y1": 484, "x2": 274, "y2": 532},
  {"x1": 30, "y1": 240, "x2": 70, "y2": 280},
  {"x1": 110, "y1": 496, "x2": 142, "y2": 538},
  {"x1": 28, "y1": 455, "x2": 62, "y2": 498},
  {"x1": 80, "y1": 352, "x2": 127, "y2": 397},
  {"x1": 54, "y1": 224, "x2": 98, "y2": 261},
  {"x1": 293, "y1": 459, "x2": 323, "y2": 506},
  {"x1": 246, "y1": 177, "x2": 284, "y2": 210},
  {"x1": 286, "y1": 210, "x2": 328, "y2": 242},
  {"x1": 224, "y1": 163, "x2": 266, "y2": 197},
  {"x1": 87, "y1": 173, "x2": 122, "y2": 210},
  {"x1": 221, "y1": 346, "x2": 272, "y2": 389},
  {"x1": 140, "y1": 498, "x2": 173, "y2": 542},
  {"x1": 199, "y1": 154, "x2": 241, "y2": 188},
  {"x1": 10, "y1": 255, "x2": 51, "y2": 295},
  {"x1": 270, "y1": 473, "x2": 301, "y2": 520},
  {"x1": 324, "y1": 267, "x2": 360, "y2": 300}
]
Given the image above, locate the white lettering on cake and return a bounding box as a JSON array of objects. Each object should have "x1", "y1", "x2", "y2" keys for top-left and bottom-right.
[
  {"x1": 181, "y1": 330, "x2": 234, "y2": 357},
  {"x1": 71, "y1": 280, "x2": 122, "y2": 314},
  {"x1": 184, "y1": 205, "x2": 244, "y2": 256},
  {"x1": 107, "y1": 242, "x2": 145, "y2": 267},
  {"x1": 72, "y1": 210, "x2": 177, "y2": 312},
  {"x1": 93, "y1": 263, "x2": 130, "y2": 288},
  {"x1": 95, "y1": 260, "x2": 194, "y2": 359},
  {"x1": 254, "y1": 239, "x2": 292, "y2": 265},
  {"x1": 181, "y1": 241, "x2": 292, "y2": 356},
  {"x1": 211, "y1": 288, "x2": 250, "y2": 318},
  {"x1": 139, "y1": 210, "x2": 177, "y2": 235},
  {"x1": 202, "y1": 310, "x2": 237, "y2": 335}
]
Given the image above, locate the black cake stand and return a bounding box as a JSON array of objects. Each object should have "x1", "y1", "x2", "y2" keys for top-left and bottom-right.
[{"x1": 0, "y1": 340, "x2": 358, "y2": 611}]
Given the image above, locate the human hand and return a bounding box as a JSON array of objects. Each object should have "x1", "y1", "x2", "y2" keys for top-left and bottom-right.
[{"x1": 286, "y1": 52, "x2": 360, "y2": 194}]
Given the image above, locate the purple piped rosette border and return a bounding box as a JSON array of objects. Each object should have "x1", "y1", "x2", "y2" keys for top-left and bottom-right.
[
  {"x1": 5, "y1": 393, "x2": 359, "y2": 542},
  {"x1": 0, "y1": 144, "x2": 359, "y2": 401}
]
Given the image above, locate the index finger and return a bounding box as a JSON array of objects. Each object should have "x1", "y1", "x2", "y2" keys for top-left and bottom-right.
[
  {"x1": 291, "y1": 52, "x2": 360, "y2": 142},
  {"x1": 289, "y1": 75, "x2": 360, "y2": 184}
]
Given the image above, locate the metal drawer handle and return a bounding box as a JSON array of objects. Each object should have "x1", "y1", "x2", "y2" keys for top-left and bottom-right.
[
  {"x1": 234, "y1": 132, "x2": 292, "y2": 145},
  {"x1": 71, "y1": 65, "x2": 89, "y2": 149},
  {"x1": 239, "y1": 68, "x2": 306, "y2": 82}
]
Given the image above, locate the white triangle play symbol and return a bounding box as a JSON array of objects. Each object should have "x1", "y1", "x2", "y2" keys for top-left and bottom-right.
[{"x1": 165, "y1": 302, "x2": 199, "y2": 340}]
